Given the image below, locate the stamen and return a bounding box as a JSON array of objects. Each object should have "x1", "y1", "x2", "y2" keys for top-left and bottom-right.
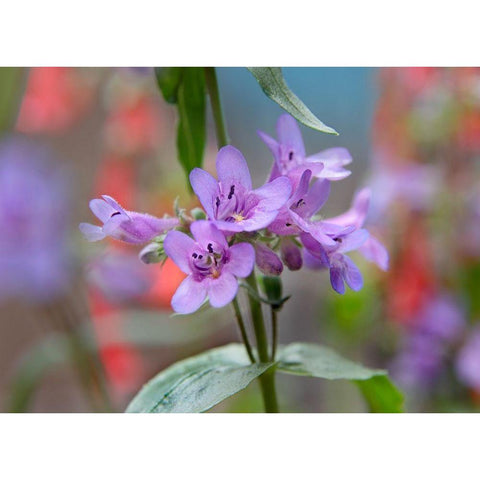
[
  {"x1": 228, "y1": 185, "x2": 235, "y2": 200},
  {"x1": 207, "y1": 243, "x2": 213, "y2": 253},
  {"x1": 192, "y1": 253, "x2": 198, "y2": 259},
  {"x1": 285, "y1": 222, "x2": 292, "y2": 227},
  {"x1": 198, "y1": 254, "x2": 203, "y2": 259},
  {"x1": 288, "y1": 151, "x2": 294, "y2": 161},
  {"x1": 110, "y1": 211, "x2": 121, "y2": 217},
  {"x1": 215, "y1": 197, "x2": 220, "y2": 208},
  {"x1": 296, "y1": 198, "x2": 305, "y2": 208}
]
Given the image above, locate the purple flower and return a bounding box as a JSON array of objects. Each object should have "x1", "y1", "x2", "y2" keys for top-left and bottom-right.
[
  {"x1": 258, "y1": 114, "x2": 352, "y2": 182},
  {"x1": 164, "y1": 220, "x2": 255, "y2": 314},
  {"x1": 268, "y1": 169, "x2": 346, "y2": 247},
  {"x1": 327, "y1": 188, "x2": 389, "y2": 271},
  {"x1": 456, "y1": 327, "x2": 480, "y2": 391},
  {"x1": 189, "y1": 146, "x2": 291, "y2": 233},
  {"x1": 79, "y1": 195, "x2": 179, "y2": 244},
  {"x1": 0, "y1": 136, "x2": 71, "y2": 302},
  {"x1": 301, "y1": 228, "x2": 367, "y2": 294}
]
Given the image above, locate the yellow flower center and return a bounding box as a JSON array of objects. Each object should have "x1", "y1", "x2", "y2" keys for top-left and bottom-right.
[{"x1": 233, "y1": 213, "x2": 245, "y2": 222}]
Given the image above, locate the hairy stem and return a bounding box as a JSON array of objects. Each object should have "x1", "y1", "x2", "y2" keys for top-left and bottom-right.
[
  {"x1": 232, "y1": 297, "x2": 256, "y2": 363},
  {"x1": 246, "y1": 272, "x2": 279, "y2": 413},
  {"x1": 271, "y1": 307, "x2": 278, "y2": 361},
  {"x1": 204, "y1": 67, "x2": 230, "y2": 148}
]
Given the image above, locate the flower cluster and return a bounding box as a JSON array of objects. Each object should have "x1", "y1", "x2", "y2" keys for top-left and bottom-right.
[{"x1": 80, "y1": 114, "x2": 388, "y2": 313}]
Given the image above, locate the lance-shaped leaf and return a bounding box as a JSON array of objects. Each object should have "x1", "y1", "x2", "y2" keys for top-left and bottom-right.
[
  {"x1": 277, "y1": 343, "x2": 404, "y2": 412},
  {"x1": 126, "y1": 343, "x2": 273, "y2": 413},
  {"x1": 248, "y1": 67, "x2": 338, "y2": 135},
  {"x1": 154, "y1": 67, "x2": 183, "y2": 104},
  {"x1": 176, "y1": 67, "x2": 207, "y2": 185}
]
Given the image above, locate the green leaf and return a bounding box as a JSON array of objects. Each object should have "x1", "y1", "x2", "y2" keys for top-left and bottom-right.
[
  {"x1": 248, "y1": 67, "x2": 338, "y2": 135},
  {"x1": 126, "y1": 344, "x2": 273, "y2": 413},
  {"x1": 154, "y1": 67, "x2": 183, "y2": 104},
  {"x1": 277, "y1": 342, "x2": 404, "y2": 412},
  {"x1": 176, "y1": 67, "x2": 206, "y2": 185},
  {"x1": 354, "y1": 376, "x2": 404, "y2": 413}
]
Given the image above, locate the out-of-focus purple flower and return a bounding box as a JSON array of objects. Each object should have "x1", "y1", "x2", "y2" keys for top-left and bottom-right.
[
  {"x1": 456, "y1": 327, "x2": 480, "y2": 391},
  {"x1": 416, "y1": 295, "x2": 465, "y2": 342},
  {"x1": 258, "y1": 114, "x2": 352, "y2": 183},
  {"x1": 164, "y1": 220, "x2": 254, "y2": 314},
  {"x1": 327, "y1": 188, "x2": 389, "y2": 271},
  {"x1": 189, "y1": 146, "x2": 291, "y2": 233},
  {"x1": 391, "y1": 334, "x2": 445, "y2": 391},
  {"x1": 367, "y1": 154, "x2": 439, "y2": 220},
  {"x1": 0, "y1": 136, "x2": 70, "y2": 302},
  {"x1": 301, "y1": 228, "x2": 367, "y2": 294},
  {"x1": 86, "y1": 250, "x2": 153, "y2": 303},
  {"x1": 79, "y1": 195, "x2": 179, "y2": 244},
  {"x1": 254, "y1": 242, "x2": 283, "y2": 276}
]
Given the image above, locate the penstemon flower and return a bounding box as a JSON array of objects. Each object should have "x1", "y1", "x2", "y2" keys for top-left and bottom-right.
[
  {"x1": 163, "y1": 220, "x2": 254, "y2": 313},
  {"x1": 79, "y1": 195, "x2": 179, "y2": 244},
  {"x1": 258, "y1": 113, "x2": 352, "y2": 183},
  {"x1": 189, "y1": 145, "x2": 291, "y2": 232}
]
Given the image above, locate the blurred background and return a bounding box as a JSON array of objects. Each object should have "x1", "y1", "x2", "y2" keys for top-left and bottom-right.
[{"x1": 1, "y1": 67, "x2": 479, "y2": 413}]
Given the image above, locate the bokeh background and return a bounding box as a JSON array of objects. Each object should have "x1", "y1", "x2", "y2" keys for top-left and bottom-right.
[{"x1": 1, "y1": 67, "x2": 479, "y2": 413}]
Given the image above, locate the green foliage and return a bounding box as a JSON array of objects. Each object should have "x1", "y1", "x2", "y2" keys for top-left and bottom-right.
[
  {"x1": 154, "y1": 67, "x2": 183, "y2": 104},
  {"x1": 126, "y1": 344, "x2": 273, "y2": 413},
  {"x1": 277, "y1": 342, "x2": 404, "y2": 412},
  {"x1": 248, "y1": 67, "x2": 338, "y2": 135},
  {"x1": 154, "y1": 67, "x2": 206, "y2": 186}
]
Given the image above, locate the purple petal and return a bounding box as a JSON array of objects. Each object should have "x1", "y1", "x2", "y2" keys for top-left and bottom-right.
[
  {"x1": 89, "y1": 198, "x2": 116, "y2": 222},
  {"x1": 280, "y1": 238, "x2": 303, "y2": 271},
  {"x1": 254, "y1": 176, "x2": 292, "y2": 212},
  {"x1": 328, "y1": 188, "x2": 371, "y2": 228},
  {"x1": 303, "y1": 248, "x2": 325, "y2": 270},
  {"x1": 330, "y1": 266, "x2": 346, "y2": 294},
  {"x1": 276, "y1": 114, "x2": 306, "y2": 157},
  {"x1": 102, "y1": 195, "x2": 128, "y2": 216},
  {"x1": 301, "y1": 179, "x2": 331, "y2": 217},
  {"x1": 300, "y1": 233, "x2": 330, "y2": 266},
  {"x1": 289, "y1": 169, "x2": 312, "y2": 206},
  {"x1": 164, "y1": 230, "x2": 195, "y2": 274},
  {"x1": 189, "y1": 168, "x2": 218, "y2": 218},
  {"x1": 207, "y1": 272, "x2": 238, "y2": 308},
  {"x1": 257, "y1": 130, "x2": 280, "y2": 161},
  {"x1": 338, "y1": 228, "x2": 369, "y2": 253},
  {"x1": 307, "y1": 147, "x2": 352, "y2": 166},
  {"x1": 292, "y1": 215, "x2": 337, "y2": 246},
  {"x1": 358, "y1": 235, "x2": 389, "y2": 271},
  {"x1": 79, "y1": 222, "x2": 106, "y2": 242},
  {"x1": 227, "y1": 242, "x2": 256, "y2": 277},
  {"x1": 216, "y1": 146, "x2": 252, "y2": 191},
  {"x1": 171, "y1": 276, "x2": 207, "y2": 314},
  {"x1": 339, "y1": 255, "x2": 363, "y2": 291},
  {"x1": 238, "y1": 210, "x2": 279, "y2": 232},
  {"x1": 190, "y1": 220, "x2": 228, "y2": 250},
  {"x1": 253, "y1": 243, "x2": 283, "y2": 276}
]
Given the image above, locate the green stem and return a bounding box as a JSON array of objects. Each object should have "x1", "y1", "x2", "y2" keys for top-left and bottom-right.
[
  {"x1": 246, "y1": 272, "x2": 279, "y2": 413},
  {"x1": 204, "y1": 67, "x2": 229, "y2": 148},
  {"x1": 232, "y1": 297, "x2": 256, "y2": 363},
  {"x1": 271, "y1": 307, "x2": 278, "y2": 361}
]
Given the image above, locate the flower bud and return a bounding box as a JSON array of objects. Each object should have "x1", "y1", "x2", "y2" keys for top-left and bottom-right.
[
  {"x1": 254, "y1": 242, "x2": 283, "y2": 276},
  {"x1": 139, "y1": 242, "x2": 166, "y2": 264},
  {"x1": 281, "y1": 238, "x2": 303, "y2": 271},
  {"x1": 190, "y1": 207, "x2": 207, "y2": 220}
]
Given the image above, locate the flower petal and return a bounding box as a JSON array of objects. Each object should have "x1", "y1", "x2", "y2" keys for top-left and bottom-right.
[
  {"x1": 227, "y1": 243, "x2": 256, "y2": 277},
  {"x1": 102, "y1": 195, "x2": 128, "y2": 216},
  {"x1": 190, "y1": 220, "x2": 228, "y2": 250},
  {"x1": 216, "y1": 146, "x2": 252, "y2": 191},
  {"x1": 276, "y1": 114, "x2": 305, "y2": 157},
  {"x1": 338, "y1": 228, "x2": 369, "y2": 253},
  {"x1": 257, "y1": 130, "x2": 280, "y2": 160},
  {"x1": 328, "y1": 188, "x2": 371, "y2": 228},
  {"x1": 164, "y1": 230, "x2": 195, "y2": 274},
  {"x1": 254, "y1": 176, "x2": 292, "y2": 211},
  {"x1": 302, "y1": 179, "x2": 330, "y2": 217},
  {"x1": 358, "y1": 234, "x2": 389, "y2": 271},
  {"x1": 79, "y1": 223, "x2": 106, "y2": 242},
  {"x1": 339, "y1": 255, "x2": 363, "y2": 291},
  {"x1": 330, "y1": 266, "x2": 346, "y2": 294},
  {"x1": 239, "y1": 210, "x2": 279, "y2": 232},
  {"x1": 189, "y1": 168, "x2": 218, "y2": 218},
  {"x1": 207, "y1": 272, "x2": 238, "y2": 308},
  {"x1": 89, "y1": 198, "x2": 116, "y2": 222},
  {"x1": 307, "y1": 147, "x2": 352, "y2": 167},
  {"x1": 171, "y1": 275, "x2": 207, "y2": 314}
]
